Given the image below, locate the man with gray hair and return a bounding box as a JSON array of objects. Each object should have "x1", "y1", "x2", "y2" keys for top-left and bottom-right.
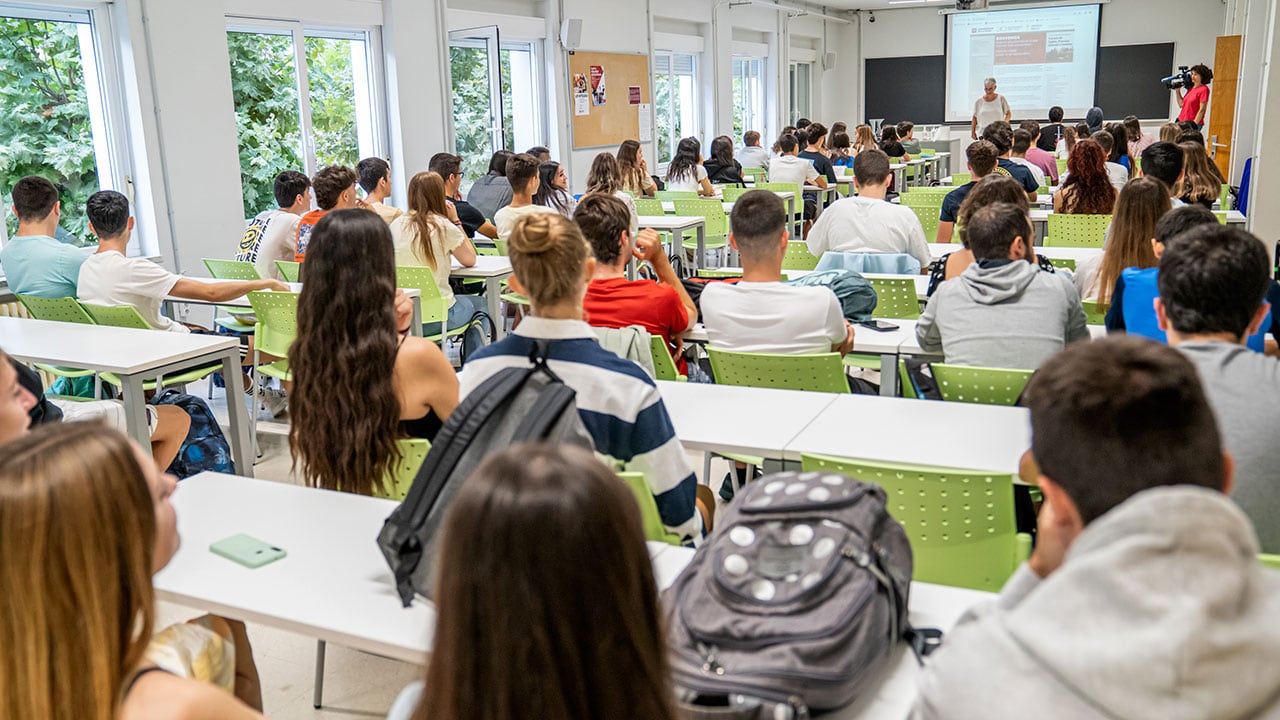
[{"x1": 971, "y1": 77, "x2": 1012, "y2": 139}]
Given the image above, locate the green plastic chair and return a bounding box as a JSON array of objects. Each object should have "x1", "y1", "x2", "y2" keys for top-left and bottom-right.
[
  {"x1": 696, "y1": 268, "x2": 742, "y2": 279},
  {"x1": 1081, "y1": 300, "x2": 1109, "y2": 325},
  {"x1": 78, "y1": 302, "x2": 220, "y2": 391},
  {"x1": 1260, "y1": 553, "x2": 1280, "y2": 570},
  {"x1": 275, "y1": 260, "x2": 301, "y2": 282},
  {"x1": 868, "y1": 277, "x2": 921, "y2": 319},
  {"x1": 951, "y1": 172, "x2": 971, "y2": 185},
  {"x1": 202, "y1": 258, "x2": 260, "y2": 333},
  {"x1": 900, "y1": 186, "x2": 953, "y2": 201},
  {"x1": 635, "y1": 197, "x2": 666, "y2": 216},
  {"x1": 673, "y1": 198, "x2": 731, "y2": 265},
  {"x1": 1220, "y1": 183, "x2": 1231, "y2": 211},
  {"x1": 722, "y1": 186, "x2": 752, "y2": 203},
  {"x1": 740, "y1": 167, "x2": 768, "y2": 183},
  {"x1": 1047, "y1": 257, "x2": 1076, "y2": 271},
  {"x1": 649, "y1": 334, "x2": 685, "y2": 381},
  {"x1": 708, "y1": 348, "x2": 850, "y2": 394},
  {"x1": 655, "y1": 190, "x2": 697, "y2": 201},
  {"x1": 396, "y1": 266, "x2": 485, "y2": 347},
  {"x1": 904, "y1": 205, "x2": 942, "y2": 244},
  {"x1": 1044, "y1": 214, "x2": 1111, "y2": 248},
  {"x1": 781, "y1": 241, "x2": 820, "y2": 270},
  {"x1": 16, "y1": 295, "x2": 102, "y2": 394},
  {"x1": 375, "y1": 438, "x2": 432, "y2": 501},
  {"x1": 1213, "y1": 210, "x2": 1228, "y2": 225},
  {"x1": 1056, "y1": 158, "x2": 1068, "y2": 174},
  {"x1": 619, "y1": 471, "x2": 683, "y2": 545},
  {"x1": 930, "y1": 364, "x2": 1033, "y2": 406},
  {"x1": 245, "y1": 291, "x2": 298, "y2": 451},
  {"x1": 801, "y1": 453, "x2": 1030, "y2": 591}
]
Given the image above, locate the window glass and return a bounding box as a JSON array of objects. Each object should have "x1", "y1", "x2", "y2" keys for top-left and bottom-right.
[
  {"x1": 654, "y1": 52, "x2": 696, "y2": 164},
  {"x1": 227, "y1": 30, "x2": 303, "y2": 218},
  {"x1": 732, "y1": 57, "x2": 764, "y2": 142}
]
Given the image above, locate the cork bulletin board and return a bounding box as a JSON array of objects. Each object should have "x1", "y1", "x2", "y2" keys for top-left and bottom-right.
[{"x1": 569, "y1": 51, "x2": 651, "y2": 149}]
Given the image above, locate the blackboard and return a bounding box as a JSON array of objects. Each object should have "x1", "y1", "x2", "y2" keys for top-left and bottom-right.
[{"x1": 864, "y1": 43, "x2": 1178, "y2": 125}]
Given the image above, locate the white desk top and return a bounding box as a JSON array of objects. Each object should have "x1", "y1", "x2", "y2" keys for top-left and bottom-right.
[
  {"x1": 155, "y1": 473, "x2": 693, "y2": 666},
  {"x1": 449, "y1": 254, "x2": 513, "y2": 278},
  {"x1": 657, "y1": 380, "x2": 839, "y2": 461},
  {"x1": 0, "y1": 316, "x2": 238, "y2": 375},
  {"x1": 927, "y1": 243, "x2": 1101, "y2": 264},
  {"x1": 653, "y1": 545, "x2": 996, "y2": 720},
  {"x1": 1023, "y1": 208, "x2": 1244, "y2": 224},
  {"x1": 640, "y1": 214, "x2": 706, "y2": 231}
]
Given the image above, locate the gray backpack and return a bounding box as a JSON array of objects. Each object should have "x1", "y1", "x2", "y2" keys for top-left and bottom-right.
[{"x1": 663, "y1": 470, "x2": 914, "y2": 719}]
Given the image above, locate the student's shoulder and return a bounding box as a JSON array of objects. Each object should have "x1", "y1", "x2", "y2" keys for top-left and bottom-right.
[{"x1": 122, "y1": 670, "x2": 260, "y2": 720}]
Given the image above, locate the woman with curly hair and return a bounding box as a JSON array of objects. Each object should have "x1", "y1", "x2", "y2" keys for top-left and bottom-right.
[
  {"x1": 290, "y1": 209, "x2": 459, "y2": 496},
  {"x1": 1053, "y1": 139, "x2": 1116, "y2": 215}
]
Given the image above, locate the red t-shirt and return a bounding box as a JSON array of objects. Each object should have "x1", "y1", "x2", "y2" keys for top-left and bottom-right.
[
  {"x1": 294, "y1": 209, "x2": 329, "y2": 262},
  {"x1": 1178, "y1": 85, "x2": 1209, "y2": 123},
  {"x1": 584, "y1": 277, "x2": 690, "y2": 374}
]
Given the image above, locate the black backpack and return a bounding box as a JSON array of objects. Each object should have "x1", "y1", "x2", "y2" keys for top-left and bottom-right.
[{"x1": 377, "y1": 341, "x2": 594, "y2": 606}]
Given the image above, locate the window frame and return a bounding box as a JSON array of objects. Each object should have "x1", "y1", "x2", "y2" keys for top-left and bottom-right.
[
  {"x1": 789, "y1": 61, "x2": 813, "y2": 125},
  {"x1": 652, "y1": 49, "x2": 698, "y2": 166},
  {"x1": 732, "y1": 55, "x2": 765, "y2": 142}
]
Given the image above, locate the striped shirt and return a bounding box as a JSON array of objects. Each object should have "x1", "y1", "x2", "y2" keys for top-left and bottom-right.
[{"x1": 459, "y1": 316, "x2": 702, "y2": 545}]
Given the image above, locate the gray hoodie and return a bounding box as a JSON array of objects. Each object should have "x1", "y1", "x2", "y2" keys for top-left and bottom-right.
[
  {"x1": 916, "y1": 260, "x2": 1089, "y2": 369},
  {"x1": 911, "y1": 486, "x2": 1280, "y2": 720}
]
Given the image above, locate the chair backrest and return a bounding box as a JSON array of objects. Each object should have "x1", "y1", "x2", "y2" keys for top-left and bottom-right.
[
  {"x1": 721, "y1": 186, "x2": 752, "y2": 203},
  {"x1": 781, "y1": 241, "x2": 820, "y2": 270},
  {"x1": 1047, "y1": 257, "x2": 1076, "y2": 271},
  {"x1": 740, "y1": 166, "x2": 768, "y2": 182},
  {"x1": 867, "y1": 276, "x2": 920, "y2": 319},
  {"x1": 246, "y1": 291, "x2": 300, "y2": 358},
  {"x1": 951, "y1": 172, "x2": 971, "y2": 185},
  {"x1": 904, "y1": 205, "x2": 942, "y2": 244},
  {"x1": 649, "y1": 334, "x2": 683, "y2": 381},
  {"x1": 394, "y1": 266, "x2": 449, "y2": 325},
  {"x1": 275, "y1": 260, "x2": 301, "y2": 282},
  {"x1": 757, "y1": 181, "x2": 802, "y2": 199},
  {"x1": 634, "y1": 197, "x2": 666, "y2": 216},
  {"x1": 493, "y1": 238, "x2": 509, "y2": 255},
  {"x1": 708, "y1": 348, "x2": 850, "y2": 394},
  {"x1": 1220, "y1": 183, "x2": 1231, "y2": 211},
  {"x1": 203, "y1": 258, "x2": 261, "y2": 280},
  {"x1": 696, "y1": 268, "x2": 743, "y2": 279},
  {"x1": 1081, "y1": 300, "x2": 1108, "y2": 325},
  {"x1": 619, "y1": 471, "x2": 683, "y2": 545},
  {"x1": 899, "y1": 187, "x2": 952, "y2": 203},
  {"x1": 375, "y1": 438, "x2": 432, "y2": 501},
  {"x1": 1260, "y1": 553, "x2": 1280, "y2": 570},
  {"x1": 1213, "y1": 210, "x2": 1228, "y2": 225},
  {"x1": 672, "y1": 199, "x2": 729, "y2": 236},
  {"x1": 17, "y1": 295, "x2": 95, "y2": 324},
  {"x1": 930, "y1": 364, "x2": 1033, "y2": 406},
  {"x1": 801, "y1": 453, "x2": 1027, "y2": 591},
  {"x1": 655, "y1": 190, "x2": 697, "y2": 201},
  {"x1": 79, "y1": 303, "x2": 152, "y2": 330},
  {"x1": 1045, "y1": 213, "x2": 1111, "y2": 248}
]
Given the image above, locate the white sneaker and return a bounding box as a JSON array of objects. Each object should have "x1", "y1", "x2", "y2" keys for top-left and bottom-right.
[{"x1": 259, "y1": 387, "x2": 288, "y2": 418}]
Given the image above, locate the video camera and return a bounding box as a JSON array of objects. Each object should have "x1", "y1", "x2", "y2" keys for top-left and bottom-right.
[{"x1": 1162, "y1": 66, "x2": 1192, "y2": 90}]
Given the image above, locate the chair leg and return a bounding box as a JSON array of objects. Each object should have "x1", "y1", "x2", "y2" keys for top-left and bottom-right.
[
  {"x1": 702, "y1": 452, "x2": 713, "y2": 486},
  {"x1": 250, "y1": 351, "x2": 260, "y2": 461},
  {"x1": 313, "y1": 639, "x2": 326, "y2": 708}
]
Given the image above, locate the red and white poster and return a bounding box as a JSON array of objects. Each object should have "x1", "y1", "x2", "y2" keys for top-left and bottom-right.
[
  {"x1": 589, "y1": 64, "x2": 607, "y2": 106},
  {"x1": 629, "y1": 85, "x2": 641, "y2": 104}
]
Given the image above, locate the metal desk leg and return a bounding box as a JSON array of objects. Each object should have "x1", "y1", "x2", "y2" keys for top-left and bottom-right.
[
  {"x1": 880, "y1": 353, "x2": 899, "y2": 397},
  {"x1": 789, "y1": 196, "x2": 800, "y2": 239},
  {"x1": 120, "y1": 374, "x2": 152, "y2": 451},
  {"x1": 695, "y1": 222, "x2": 706, "y2": 271},
  {"x1": 313, "y1": 640, "x2": 326, "y2": 708},
  {"x1": 410, "y1": 296, "x2": 422, "y2": 338},
  {"x1": 220, "y1": 348, "x2": 255, "y2": 476},
  {"x1": 486, "y1": 277, "x2": 505, "y2": 339}
]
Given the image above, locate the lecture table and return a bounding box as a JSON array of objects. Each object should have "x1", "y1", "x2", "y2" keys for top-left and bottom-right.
[
  {"x1": 655, "y1": 189, "x2": 801, "y2": 245},
  {"x1": 155, "y1": 471, "x2": 996, "y2": 718},
  {"x1": 0, "y1": 316, "x2": 254, "y2": 473}
]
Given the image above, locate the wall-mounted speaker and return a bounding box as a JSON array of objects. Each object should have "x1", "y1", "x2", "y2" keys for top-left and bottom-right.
[
  {"x1": 823, "y1": 51, "x2": 838, "y2": 71},
  {"x1": 561, "y1": 18, "x2": 582, "y2": 51}
]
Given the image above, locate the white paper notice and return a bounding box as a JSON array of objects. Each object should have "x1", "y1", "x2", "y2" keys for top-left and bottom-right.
[
  {"x1": 575, "y1": 92, "x2": 590, "y2": 116},
  {"x1": 638, "y1": 103, "x2": 653, "y2": 142}
]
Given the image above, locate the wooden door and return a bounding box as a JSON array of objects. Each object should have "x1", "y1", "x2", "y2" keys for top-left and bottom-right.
[{"x1": 1209, "y1": 35, "x2": 1242, "y2": 180}]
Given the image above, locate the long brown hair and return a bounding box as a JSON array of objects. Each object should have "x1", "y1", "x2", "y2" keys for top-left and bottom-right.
[
  {"x1": 587, "y1": 152, "x2": 623, "y2": 195},
  {"x1": 413, "y1": 443, "x2": 680, "y2": 720},
  {"x1": 1095, "y1": 176, "x2": 1164, "y2": 304},
  {"x1": 955, "y1": 175, "x2": 1030, "y2": 248},
  {"x1": 1059, "y1": 139, "x2": 1116, "y2": 214},
  {"x1": 508, "y1": 212, "x2": 589, "y2": 310},
  {"x1": 1175, "y1": 142, "x2": 1221, "y2": 204},
  {"x1": 289, "y1": 209, "x2": 402, "y2": 495},
  {"x1": 0, "y1": 424, "x2": 155, "y2": 720},
  {"x1": 405, "y1": 171, "x2": 450, "y2": 271},
  {"x1": 1159, "y1": 122, "x2": 1181, "y2": 144},
  {"x1": 616, "y1": 139, "x2": 647, "y2": 192},
  {"x1": 1062, "y1": 125, "x2": 1078, "y2": 154},
  {"x1": 853, "y1": 125, "x2": 876, "y2": 153}
]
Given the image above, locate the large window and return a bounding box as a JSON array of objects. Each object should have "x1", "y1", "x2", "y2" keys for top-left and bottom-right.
[
  {"x1": 789, "y1": 62, "x2": 812, "y2": 125},
  {"x1": 226, "y1": 22, "x2": 383, "y2": 218},
  {"x1": 0, "y1": 4, "x2": 126, "y2": 247},
  {"x1": 732, "y1": 56, "x2": 764, "y2": 142},
  {"x1": 654, "y1": 52, "x2": 697, "y2": 164}
]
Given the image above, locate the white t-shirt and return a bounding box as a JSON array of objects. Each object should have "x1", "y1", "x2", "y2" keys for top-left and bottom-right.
[
  {"x1": 701, "y1": 281, "x2": 847, "y2": 355},
  {"x1": 389, "y1": 212, "x2": 465, "y2": 308},
  {"x1": 766, "y1": 155, "x2": 820, "y2": 189},
  {"x1": 1105, "y1": 162, "x2": 1129, "y2": 190},
  {"x1": 973, "y1": 95, "x2": 1011, "y2": 133},
  {"x1": 666, "y1": 164, "x2": 708, "y2": 193},
  {"x1": 237, "y1": 209, "x2": 300, "y2": 281},
  {"x1": 494, "y1": 203, "x2": 557, "y2": 242},
  {"x1": 77, "y1": 250, "x2": 187, "y2": 332},
  {"x1": 804, "y1": 195, "x2": 931, "y2": 268},
  {"x1": 1009, "y1": 157, "x2": 1046, "y2": 187}
]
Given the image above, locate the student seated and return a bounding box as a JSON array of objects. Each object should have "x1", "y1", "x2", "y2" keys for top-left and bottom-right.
[
  {"x1": 0, "y1": 423, "x2": 266, "y2": 719},
  {"x1": 237, "y1": 170, "x2": 310, "y2": 281},
  {"x1": 937, "y1": 140, "x2": 998, "y2": 245},
  {"x1": 532, "y1": 161, "x2": 576, "y2": 218},
  {"x1": 428, "y1": 152, "x2": 498, "y2": 240},
  {"x1": 1124, "y1": 115, "x2": 1156, "y2": 158},
  {"x1": 665, "y1": 137, "x2": 716, "y2": 197},
  {"x1": 1053, "y1": 139, "x2": 1116, "y2": 215},
  {"x1": 736, "y1": 129, "x2": 770, "y2": 170},
  {"x1": 1106, "y1": 123, "x2": 1133, "y2": 173},
  {"x1": 912, "y1": 336, "x2": 1280, "y2": 719},
  {"x1": 583, "y1": 152, "x2": 640, "y2": 240},
  {"x1": 458, "y1": 212, "x2": 701, "y2": 545},
  {"x1": 390, "y1": 171, "x2": 485, "y2": 357},
  {"x1": 295, "y1": 164, "x2": 360, "y2": 261},
  {"x1": 897, "y1": 120, "x2": 921, "y2": 156},
  {"x1": 981, "y1": 121, "x2": 1039, "y2": 199},
  {"x1": 767, "y1": 134, "x2": 827, "y2": 220},
  {"x1": 465, "y1": 150, "x2": 514, "y2": 221},
  {"x1": 1139, "y1": 141, "x2": 1187, "y2": 207},
  {"x1": 1176, "y1": 141, "x2": 1221, "y2": 208},
  {"x1": 878, "y1": 124, "x2": 910, "y2": 162},
  {"x1": 290, "y1": 209, "x2": 459, "y2": 495},
  {"x1": 828, "y1": 130, "x2": 853, "y2": 168},
  {"x1": 702, "y1": 190, "x2": 854, "y2": 355},
  {"x1": 800, "y1": 124, "x2": 839, "y2": 185},
  {"x1": 357, "y1": 157, "x2": 402, "y2": 224},
  {"x1": 387, "y1": 443, "x2": 682, "y2": 720},
  {"x1": 1156, "y1": 224, "x2": 1280, "y2": 552},
  {"x1": 493, "y1": 153, "x2": 557, "y2": 242},
  {"x1": 1089, "y1": 130, "x2": 1129, "y2": 190},
  {"x1": 805, "y1": 149, "x2": 930, "y2": 269},
  {"x1": 617, "y1": 139, "x2": 657, "y2": 197},
  {"x1": 703, "y1": 135, "x2": 745, "y2": 185},
  {"x1": 1073, "y1": 176, "x2": 1166, "y2": 301},
  {"x1": 1019, "y1": 120, "x2": 1059, "y2": 184},
  {"x1": 0, "y1": 175, "x2": 86, "y2": 298},
  {"x1": 1008, "y1": 129, "x2": 1046, "y2": 187},
  {"x1": 917, "y1": 202, "x2": 1088, "y2": 369},
  {"x1": 578, "y1": 193, "x2": 697, "y2": 374},
  {"x1": 1037, "y1": 105, "x2": 1065, "y2": 152},
  {"x1": 525, "y1": 145, "x2": 552, "y2": 164},
  {"x1": 77, "y1": 191, "x2": 287, "y2": 334}
]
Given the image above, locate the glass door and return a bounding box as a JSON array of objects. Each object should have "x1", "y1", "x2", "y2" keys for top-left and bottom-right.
[{"x1": 448, "y1": 25, "x2": 505, "y2": 188}]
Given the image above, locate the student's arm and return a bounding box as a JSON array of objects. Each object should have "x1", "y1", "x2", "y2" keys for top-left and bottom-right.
[
  {"x1": 698, "y1": 176, "x2": 716, "y2": 197},
  {"x1": 971, "y1": 115, "x2": 979, "y2": 140},
  {"x1": 624, "y1": 389, "x2": 704, "y2": 544},
  {"x1": 907, "y1": 216, "x2": 932, "y2": 271},
  {"x1": 1062, "y1": 281, "x2": 1091, "y2": 342},
  {"x1": 1002, "y1": 96, "x2": 1011, "y2": 122},
  {"x1": 806, "y1": 165, "x2": 828, "y2": 189},
  {"x1": 171, "y1": 278, "x2": 288, "y2": 303},
  {"x1": 398, "y1": 337, "x2": 461, "y2": 420},
  {"x1": 833, "y1": 321, "x2": 855, "y2": 356},
  {"x1": 635, "y1": 228, "x2": 697, "y2": 332},
  {"x1": 446, "y1": 215, "x2": 477, "y2": 268},
  {"x1": 1195, "y1": 95, "x2": 1207, "y2": 125},
  {"x1": 936, "y1": 221, "x2": 954, "y2": 245},
  {"x1": 122, "y1": 670, "x2": 266, "y2": 720},
  {"x1": 1052, "y1": 189, "x2": 1065, "y2": 213},
  {"x1": 916, "y1": 294, "x2": 944, "y2": 353}
]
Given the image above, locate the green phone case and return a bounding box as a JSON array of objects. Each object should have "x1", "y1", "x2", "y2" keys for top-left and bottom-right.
[{"x1": 209, "y1": 533, "x2": 287, "y2": 569}]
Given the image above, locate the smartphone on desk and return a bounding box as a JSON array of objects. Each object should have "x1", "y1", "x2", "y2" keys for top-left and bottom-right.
[
  {"x1": 210, "y1": 534, "x2": 287, "y2": 569},
  {"x1": 858, "y1": 320, "x2": 899, "y2": 332}
]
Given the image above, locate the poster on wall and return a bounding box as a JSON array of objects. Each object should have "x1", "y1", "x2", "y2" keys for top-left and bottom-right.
[
  {"x1": 638, "y1": 103, "x2": 653, "y2": 143},
  {"x1": 589, "y1": 64, "x2": 607, "y2": 105},
  {"x1": 628, "y1": 86, "x2": 641, "y2": 104},
  {"x1": 572, "y1": 73, "x2": 590, "y2": 116}
]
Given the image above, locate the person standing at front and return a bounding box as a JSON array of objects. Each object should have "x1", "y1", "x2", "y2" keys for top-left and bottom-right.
[
  {"x1": 971, "y1": 77, "x2": 1012, "y2": 140},
  {"x1": 1175, "y1": 64, "x2": 1212, "y2": 129}
]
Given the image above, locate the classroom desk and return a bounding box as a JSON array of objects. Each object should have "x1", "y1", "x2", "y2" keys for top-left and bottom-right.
[
  {"x1": 654, "y1": 544, "x2": 996, "y2": 720},
  {"x1": 891, "y1": 317, "x2": 1107, "y2": 358},
  {"x1": 0, "y1": 317, "x2": 254, "y2": 473},
  {"x1": 640, "y1": 215, "x2": 708, "y2": 270},
  {"x1": 890, "y1": 163, "x2": 907, "y2": 192},
  {"x1": 1023, "y1": 208, "x2": 1245, "y2": 242},
  {"x1": 659, "y1": 190, "x2": 801, "y2": 242},
  {"x1": 448, "y1": 255, "x2": 514, "y2": 339}
]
